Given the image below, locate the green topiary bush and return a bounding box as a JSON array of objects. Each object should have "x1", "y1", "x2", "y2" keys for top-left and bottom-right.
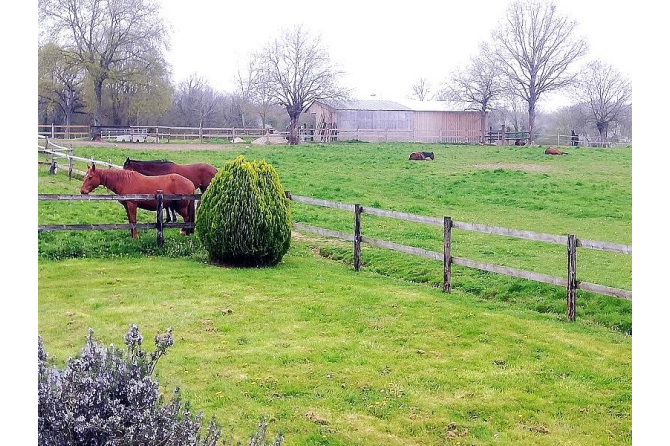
[{"x1": 196, "y1": 155, "x2": 291, "y2": 266}]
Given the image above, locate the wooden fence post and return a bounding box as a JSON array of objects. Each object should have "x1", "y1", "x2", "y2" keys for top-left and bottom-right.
[
  {"x1": 443, "y1": 216, "x2": 453, "y2": 293},
  {"x1": 156, "y1": 190, "x2": 164, "y2": 247},
  {"x1": 566, "y1": 234, "x2": 577, "y2": 321},
  {"x1": 49, "y1": 153, "x2": 57, "y2": 174},
  {"x1": 354, "y1": 204, "x2": 362, "y2": 271}
]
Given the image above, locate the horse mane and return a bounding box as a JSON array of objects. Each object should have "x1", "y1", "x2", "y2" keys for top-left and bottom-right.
[
  {"x1": 124, "y1": 158, "x2": 177, "y2": 175},
  {"x1": 126, "y1": 159, "x2": 175, "y2": 165}
]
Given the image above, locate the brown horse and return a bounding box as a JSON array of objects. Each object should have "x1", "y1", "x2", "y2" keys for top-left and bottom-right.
[
  {"x1": 80, "y1": 165, "x2": 196, "y2": 238},
  {"x1": 544, "y1": 147, "x2": 568, "y2": 155},
  {"x1": 409, "y1": 152, "x2": 430, "y2": 160},
  {"x1": 123, "y1": 158, "x2": 217, "y2": 222},
  {"x1": 123, "y1": 158, "x2": 217, "y2": 192}
]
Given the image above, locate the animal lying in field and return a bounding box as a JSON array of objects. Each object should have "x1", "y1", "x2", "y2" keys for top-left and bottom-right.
[
  {"x1": 515, "y1": 139, "x2": 526, "y2": 146},
  {"x1": 544, "y1": 147, "x2": 568, "y2": 155},
  {"x1": 409, "y1": 152, "x2": 434, "y2": 160}
]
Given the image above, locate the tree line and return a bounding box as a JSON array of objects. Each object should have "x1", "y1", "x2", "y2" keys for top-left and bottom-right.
[{"x1": 38, "y1": 0, "x2": 631, "y2": 146}]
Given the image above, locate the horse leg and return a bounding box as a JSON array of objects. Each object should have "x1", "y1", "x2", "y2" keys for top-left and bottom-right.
[
  {"x1": 123, "y1": 201, "x2": 139, "y2": 238},
  {"x1": 177, "y1": 200, "x2": 195, "y2": 235}
]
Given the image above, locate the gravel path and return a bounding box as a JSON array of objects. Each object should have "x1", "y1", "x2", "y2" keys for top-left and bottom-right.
[{"x1": 65, "y1": 140, "x2": 244, "y2": 151}]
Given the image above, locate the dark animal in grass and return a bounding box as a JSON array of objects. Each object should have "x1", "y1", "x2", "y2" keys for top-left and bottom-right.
[
  {"x1": 123, "y1": 158, "x2": 217, "y2": 222},
  {"x1": 544, "y1": 147, "x2": 568, "y2": 155},
  {"x1": 80, "y1": 164, "x2": 196, "y2": 238},
  {"x1": 409, "y1": 152, "x2": 433, "y2": 160},
  {"x1": 421, "y1": 151, "x2": 435, "y2": 160},
  {"x1": 515, "y1": 139, "x2": 526, "y2": 146}
]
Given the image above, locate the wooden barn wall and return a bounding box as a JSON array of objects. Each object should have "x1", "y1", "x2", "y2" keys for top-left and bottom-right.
[
  {"x1": 308, "y1": 103, "x2": 336, "y2": 127},
  {"x1": 413, "y1": 111, "x2": 482, "y2": 138},
  {"x1": 337, "y1": 110, "x2": 413, "y2": 130}
]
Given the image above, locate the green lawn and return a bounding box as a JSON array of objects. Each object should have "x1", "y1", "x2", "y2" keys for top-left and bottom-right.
[
  {"x1": 39, "y1": 248, "x2": 631, "y2": 445},
  {"x1": 38, "y1": 142, "x2": 632, "y2": 444}
]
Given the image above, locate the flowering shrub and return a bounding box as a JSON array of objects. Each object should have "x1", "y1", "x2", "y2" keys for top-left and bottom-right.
[{"x1": 38, "y1": 325, "x2": 283, "y2": 445}]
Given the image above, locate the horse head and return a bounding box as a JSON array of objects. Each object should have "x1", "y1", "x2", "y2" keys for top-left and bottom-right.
[
  {"x1": 123, "y1": 157, "x2": 131, "y2": 169},
  {"x1": 80, "y1": 164, "x2": 101, "y2": 194}
]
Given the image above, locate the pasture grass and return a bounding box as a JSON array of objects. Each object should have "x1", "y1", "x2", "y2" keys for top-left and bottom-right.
[
  {"x1": 37, "y1": 142, "x2": 633, "y2": 443},
  {"x1": 38, "y1": 142, "x2": 632, "y2": 333},
  {"x1": 38, "y1": 248, "x2": 631, "y2": 445}
]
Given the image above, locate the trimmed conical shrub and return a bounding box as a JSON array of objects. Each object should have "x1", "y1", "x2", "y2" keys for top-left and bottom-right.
[{"x1": 196, "y1": 155, "x2": 291, "y2": 266}]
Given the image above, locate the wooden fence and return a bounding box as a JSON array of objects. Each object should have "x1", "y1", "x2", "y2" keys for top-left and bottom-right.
[
  {"x1": 284, "y1": 193, "x2": 632, "y2": 321},
  {"x1": 38, "y1": 192, "x2": 200, "y2": 247}
]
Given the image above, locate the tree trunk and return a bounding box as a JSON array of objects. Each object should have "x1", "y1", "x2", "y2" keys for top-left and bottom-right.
[
  {"x1": 93, "y1": 79, "x2": 104, "y2": 126},
  {"x1": 480, "y1": 109, "x2": 487, "y2": 144},
  {"x1": 528, "y1": 100, "x2": 536, "y2": 145},
  {"x1": 288, "y1": 115, "x2": 300, "y2": 145}
]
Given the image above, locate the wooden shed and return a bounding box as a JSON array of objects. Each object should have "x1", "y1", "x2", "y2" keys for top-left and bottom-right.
[{"x1": 306, "y1": 99, "x2": 483, "y2": 143}]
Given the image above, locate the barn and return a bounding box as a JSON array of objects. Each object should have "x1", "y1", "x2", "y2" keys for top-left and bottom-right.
[{"x1": 305, "y1": 99, "x2": 484, "y2": 143}]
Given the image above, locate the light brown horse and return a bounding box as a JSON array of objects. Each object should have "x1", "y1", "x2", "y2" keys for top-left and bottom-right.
[
  {"x1": 544, "y1": 147, "x2": 568, "y2": 155},
  {"x1": 80, "y1": 165, "x2": 196, "y2": 238}
]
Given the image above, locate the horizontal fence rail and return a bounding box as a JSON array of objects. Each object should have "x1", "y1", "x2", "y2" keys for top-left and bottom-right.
[
  {"x1": 285, "y1": 192, "x2": 632, "y2": 320},
  {"x1": 38, "y1": 193, "x2": 201, "y2": 246}
]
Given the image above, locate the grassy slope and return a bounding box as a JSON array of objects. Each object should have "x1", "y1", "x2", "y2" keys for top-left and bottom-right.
[{"x1": 38, "y1": 247, "x2": 631, "y2": 446}]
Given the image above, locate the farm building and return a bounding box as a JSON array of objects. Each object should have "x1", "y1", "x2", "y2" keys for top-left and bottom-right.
[{"x1": 305, "y1": 99, "x2": 484, "y2": 143}]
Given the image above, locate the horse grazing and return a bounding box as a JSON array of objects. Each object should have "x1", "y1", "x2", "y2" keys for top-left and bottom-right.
[
  {"x1": 123, "y1": 158, "x2": 217, "y2": 222},
  {"x1": 544, "y1": 147, "x2": 568, "y2": 155},
  {"x1": 421, "y1": 151, "x2": 435, "y2": 160},
  {"x1": 80, "y1": 165, "x2": 196, "y2": 239},
  {"x1": 409, "y1": 152, "x2": 432, "y2": 161}
]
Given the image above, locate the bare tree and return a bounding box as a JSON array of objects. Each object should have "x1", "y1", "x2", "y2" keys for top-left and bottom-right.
[
  {"x1": 489, "y1": 0, "x2": 588, "y2": 143},
  {"x1": 173, "y1": 74, "x2": 220, "y2": 128},
  {"x1": 410, "y1": 78, "x2": 433, "y2": 101},
  {"x1": 573, "y1": 60, "x2": 632, "y2": 142},
  {"x1": 234, "y1": 56, "x2": 262, "y2": 128},
  {"x1": 439, "y1": 50, "x2": 505, "y2": 142},
  {"x1": 39, "y1": 0, "x2": 170, "y2": 126},
  {"x1": 261, "y1": 25, "x2": 349, "y2": 145}
]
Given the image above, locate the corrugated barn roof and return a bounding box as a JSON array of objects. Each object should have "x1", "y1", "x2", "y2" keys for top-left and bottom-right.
[{"x1": 322, "y1": 99, "x2": 412, "y2": 111}]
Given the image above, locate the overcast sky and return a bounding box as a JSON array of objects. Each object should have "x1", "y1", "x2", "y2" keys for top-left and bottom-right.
[{"x1": 160, "y1": 0, "x2": 633, "y2": 112}]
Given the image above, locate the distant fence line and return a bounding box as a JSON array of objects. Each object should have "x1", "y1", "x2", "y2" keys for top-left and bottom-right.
[
  {"x1": 39, "y1": 136, "x2": 121, "y2": 178},
  {"x1": 38, "y1": 125, "x2": 632, "y2": 147}
]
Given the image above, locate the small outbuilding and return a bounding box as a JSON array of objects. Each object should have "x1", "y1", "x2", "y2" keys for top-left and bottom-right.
[{"x1": 305, "y1": 99, "x2": 484, "y2": 143}]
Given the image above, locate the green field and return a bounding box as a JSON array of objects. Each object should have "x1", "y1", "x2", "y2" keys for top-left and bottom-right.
[{"x1": 38, "y1": 142, "x2": 632, "y2": 445}]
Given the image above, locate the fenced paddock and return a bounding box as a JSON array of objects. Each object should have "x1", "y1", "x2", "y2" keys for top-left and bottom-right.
[
  {"x1": 38, "y1": 137, "x2": 631, "y2": 322},
  {"x1": 285, "y1": 193, "x2": 631, "y2": 322}
]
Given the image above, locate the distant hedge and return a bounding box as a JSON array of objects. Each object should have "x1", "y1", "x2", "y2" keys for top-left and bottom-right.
[{"x1": 195, "y1": 156, "x2": 291, "y2": 267}]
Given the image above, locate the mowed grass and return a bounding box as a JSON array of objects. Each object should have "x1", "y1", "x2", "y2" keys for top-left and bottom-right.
[
  {"x1": 37, "y1": 142, "x2": 632, "y2": 444},
  {"x1": 38, "y1": 249, "x2": 631, "y2": 445}
]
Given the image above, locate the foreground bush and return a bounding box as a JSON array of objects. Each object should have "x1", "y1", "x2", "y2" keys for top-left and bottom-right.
[
  {"x1": 38, "y1": 325, "x2": 283, "y2": 445},
  {"x1": 196, "y1": 156, "x2": 291, "y2": 266}
]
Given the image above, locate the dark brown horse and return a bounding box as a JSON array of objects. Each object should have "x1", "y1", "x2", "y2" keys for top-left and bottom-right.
[
  {"x1": 123, "y1": 158, "x2": 217, "y2": 222},
  {"x1": 409, "y1": 152, "x2": 433, "y2": 160},
  {"x1": 80, "y1": 165, "x2": 196, "y2": 238},
  {"x1": 123, "y1": 158, "x2": 217, "y2": 191}
]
